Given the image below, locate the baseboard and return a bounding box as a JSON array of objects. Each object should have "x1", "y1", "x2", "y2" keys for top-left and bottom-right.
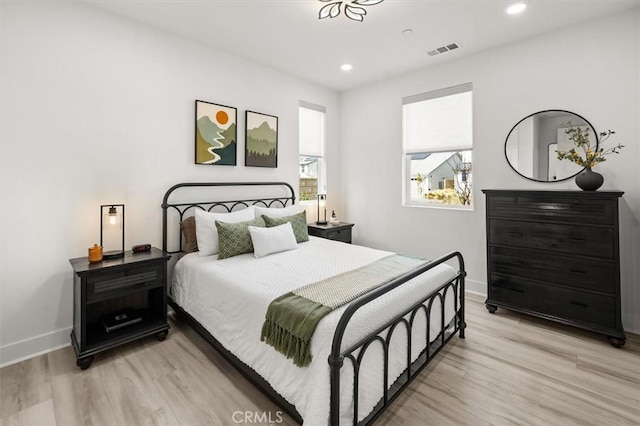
[
  {"x1": 622, "y1": 313, "x2": 640, "y2": 335},
  {"x1": 0, "y1": 327, "x2": 71, "y2": 368},
  {"x1": 464, "y1": 278, "x2": 486, "y2": 296}
]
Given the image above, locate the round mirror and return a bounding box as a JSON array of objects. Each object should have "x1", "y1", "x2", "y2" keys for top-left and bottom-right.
[{"x1": 504, "y1": 110, "x2": 597, "y2": 182}]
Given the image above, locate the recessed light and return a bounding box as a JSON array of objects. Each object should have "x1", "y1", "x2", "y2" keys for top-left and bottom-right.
[
  {"x1": 341, "y1": 64, "x2": 353, "y2": 71},
  {"x1": 402, "y1": 28, "x2": 413, "y2": 36},
  {"x1": 506, "y1": 2, "x2": 527, "y2": 15}
]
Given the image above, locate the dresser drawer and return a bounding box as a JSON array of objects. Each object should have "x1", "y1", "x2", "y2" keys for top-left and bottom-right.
[
  {"x1": 87, "y1": 265, "x2": 163, "y2": 302},
  {"x1": 489, "y1": 219, "x2": 614, "y2": 259},
  {"x1": 488, "y1": 195, "x2": 615, "y2": 226},
  {"x1": 490, "y1": 246, "x2": 615, "y2": 293},
  {"x1": 490, "y1": 274, "x2": 616, "y2": 329}
]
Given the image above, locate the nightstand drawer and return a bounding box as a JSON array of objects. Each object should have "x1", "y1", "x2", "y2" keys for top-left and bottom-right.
[
  {"x1": 325, "y1": 228, "x2": 351, "y2": 243},
  {"x1": 308, "y1": 222, "x2": 354, "y2": 243},
  {"x1": 489, "y1": 219, "x2": 613, "y2": 259},
  {"x1": 490, "y1": 274, "x2": 616, "y2": 329},
  {"x1": 87, "y1": 265, "x2": 163, "y2": 302},
  {"x1": 489, "y1": 246, "x2": 615, "y2": 293},
  {"x1": 488, "y1": 195, "x2": 615, "y2": 225}
]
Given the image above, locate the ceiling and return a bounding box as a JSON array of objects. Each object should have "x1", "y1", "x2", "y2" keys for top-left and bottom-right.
[{"x1": 85, "y1": 0, "x2": 640, "y2": 91}]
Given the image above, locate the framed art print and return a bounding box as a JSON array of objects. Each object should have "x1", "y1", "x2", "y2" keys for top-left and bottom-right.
[
  {"x1": 195, "y1": 100, "x2": 237, "y2": 165},
  {"x1": 245, "y1": 110, "x2": 278, "y2": 168}
]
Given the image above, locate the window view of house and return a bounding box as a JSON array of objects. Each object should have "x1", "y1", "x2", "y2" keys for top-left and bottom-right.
[
  {"x1": 299, "y1": 156, "x2": 321, "y2": 200},
  {"x1": 299, "y1": 103, "x2": 326, "y2": 201},
  {"x1": 403, "y1": 83, "x2": 473, "y2": 207}
]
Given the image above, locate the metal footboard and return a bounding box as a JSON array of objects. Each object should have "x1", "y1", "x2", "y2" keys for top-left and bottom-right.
[{"x1": 329, "y1": 251, "x2": 466, "y2": 425}]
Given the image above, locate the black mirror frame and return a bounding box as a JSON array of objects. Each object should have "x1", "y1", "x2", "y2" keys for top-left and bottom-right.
[{"x1": 504, "y1": 109, "x2": 598, "y2": 183}]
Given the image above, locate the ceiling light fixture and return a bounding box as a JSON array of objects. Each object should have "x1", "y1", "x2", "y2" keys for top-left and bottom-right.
[
  {"x1": 318, "y1": 0, "x2": 384, "y2": 22},
  {"x1": 341, "y1": 64, "x2": 353, "y2": 71},
  {"x1": 505, "y1": 2, "x2": 527, "y2": 15}
]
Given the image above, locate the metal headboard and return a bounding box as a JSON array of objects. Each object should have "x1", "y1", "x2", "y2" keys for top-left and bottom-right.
[{"x1": 161, "y1": 182, "x2": 296, "y2": 254}]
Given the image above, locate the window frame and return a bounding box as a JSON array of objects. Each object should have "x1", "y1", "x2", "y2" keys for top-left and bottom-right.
[
  {"x1": 299, "y1": 101, "x2": 326, "y2": 204},
  {"x1": 402, "y1": 83, "x2": 473, "y2": 210}
]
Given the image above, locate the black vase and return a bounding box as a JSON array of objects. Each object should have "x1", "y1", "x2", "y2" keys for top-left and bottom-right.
[{"x1": 575, "y1": 167, "x2": 604, "y2": 191}]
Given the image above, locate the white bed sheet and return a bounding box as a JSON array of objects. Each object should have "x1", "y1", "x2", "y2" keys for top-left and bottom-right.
[{"x1": 172, "y1": 237, "x2": 458, "y2": 425}]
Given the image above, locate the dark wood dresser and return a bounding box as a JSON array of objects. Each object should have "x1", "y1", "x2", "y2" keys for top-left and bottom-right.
[{"x1": 482, "y1": 190, "x2": 625, "y2": 347}]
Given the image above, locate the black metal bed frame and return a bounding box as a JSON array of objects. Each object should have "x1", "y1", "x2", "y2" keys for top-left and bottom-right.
[{"x1": 161, "y1": 182, "x2": 466, "y2": 425}]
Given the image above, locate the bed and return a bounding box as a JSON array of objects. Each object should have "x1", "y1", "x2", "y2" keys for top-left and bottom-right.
[{"x1": 162, "y1": 182, "x2": 466, "y2": 425}]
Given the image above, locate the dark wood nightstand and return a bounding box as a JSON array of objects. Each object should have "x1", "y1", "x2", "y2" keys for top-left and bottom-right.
[
  {"x1": 69, "y1": 247, "x2": 171, "y2": 369},
  {"x1": 308, "y1": 222, "x2": 354, "y2": 244}
]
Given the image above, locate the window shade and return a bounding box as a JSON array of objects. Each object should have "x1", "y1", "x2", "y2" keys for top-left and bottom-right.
[
  {"x1": 299, "y1": 104, "x2": 325, "y2": 157},
  {"x1": 403, "y1": 83, "x2": 472, "y2": 154}
]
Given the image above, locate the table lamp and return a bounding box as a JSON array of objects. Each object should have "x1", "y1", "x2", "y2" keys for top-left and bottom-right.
[{"x1": 100, "y1": 204, "x2": 125, "y2": 259}]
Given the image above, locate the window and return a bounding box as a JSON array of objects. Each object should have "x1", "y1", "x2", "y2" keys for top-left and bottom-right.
[
  {"x1": 299, "y1": 102, "x2": 326, "y2": 201},
  {"x1": 402, "y1": 83, "x2": 473, "y2": 208}
]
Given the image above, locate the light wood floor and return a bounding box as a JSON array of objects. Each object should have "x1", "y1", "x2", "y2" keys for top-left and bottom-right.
[{"x1": 1, "y1": 294, "x2": 638, "y2": 426}]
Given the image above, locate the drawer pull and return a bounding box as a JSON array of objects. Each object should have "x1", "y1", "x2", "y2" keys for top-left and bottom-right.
[
  {"x1": 508, "y1": 288, "x2": 525, "y2": 294},
  {"x1": 570, "y1": 268, "x2": 587, "y2": 274},
  {"x1": 568, "y1": 237, "x2": 586, "y2": 243},
  {"x1": 508, "y1": 232, "x2": 523, "y2": 237},
  {"x1": 570, "y1": 301, "x2": 588, "y2": 308}
]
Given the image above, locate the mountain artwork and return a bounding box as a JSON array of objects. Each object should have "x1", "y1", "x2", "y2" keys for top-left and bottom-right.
[
  {"x1": 195, "y1": 100, "x2": 237, "y2": 165},
  {"x1": 245, "y1": 111, "x2": 278, "y2": 168}
]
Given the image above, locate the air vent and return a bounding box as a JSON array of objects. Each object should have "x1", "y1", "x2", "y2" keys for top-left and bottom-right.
[{"x1": 427, "y1": 43, "x2": 460, "y2": 57}]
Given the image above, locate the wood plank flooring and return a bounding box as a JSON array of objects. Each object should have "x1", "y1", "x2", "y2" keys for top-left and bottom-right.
[{"x1": 1, "y1": 294, "x2": 638, "y2": 425}]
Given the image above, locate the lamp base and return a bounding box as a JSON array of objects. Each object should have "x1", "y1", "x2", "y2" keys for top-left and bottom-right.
[
  {"x1": 316, "y1": 221, "x2": 328, "y2": 225},
  {"x1": 103, "y1": 250, "x2": 124, "y2": 260}
]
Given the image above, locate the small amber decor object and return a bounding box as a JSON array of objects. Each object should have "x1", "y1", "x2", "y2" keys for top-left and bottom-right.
[{"x1": 88, "y1": 244, "x2": 103, "y2": 263}]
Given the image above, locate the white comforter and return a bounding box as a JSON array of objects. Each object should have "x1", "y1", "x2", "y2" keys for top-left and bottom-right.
[{"x1": 172, "y1": 237, "x2": 457, "y2": 425}]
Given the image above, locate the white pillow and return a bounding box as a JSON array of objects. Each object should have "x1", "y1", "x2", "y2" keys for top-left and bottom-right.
[
  {"x1": 248, "y1": 222, "x2": 298, "y2": 258},
  {"x1": 252, "y1": 204, "x2": 304, "y2": 218},
  {"x1": 195, "y1": 208, "x2": 255, "y2": 256}
]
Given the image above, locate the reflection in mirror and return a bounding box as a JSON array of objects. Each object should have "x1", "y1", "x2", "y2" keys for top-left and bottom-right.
[
  {"x1": 504, "y1": 110, "x2": 596, "y2": 182},
  {"x1": 547, "y1": 143, "x2": 558, "y2": 180}
]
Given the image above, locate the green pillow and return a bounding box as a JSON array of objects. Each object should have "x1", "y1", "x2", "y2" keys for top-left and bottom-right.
[
  {"x1": 216, "y1": 216, "x2": 266, "y2": 259},
  {"x1": 262, "y1": 211, "x2": 309, "y2": 243}
]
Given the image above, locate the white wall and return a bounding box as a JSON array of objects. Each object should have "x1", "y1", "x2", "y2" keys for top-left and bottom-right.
[
  {"x1": 0, "y1": 2, "x2": 339, "y2": 365},
  {"x1": 339, "y1": 10, "x2": 640, "y2": 332}
]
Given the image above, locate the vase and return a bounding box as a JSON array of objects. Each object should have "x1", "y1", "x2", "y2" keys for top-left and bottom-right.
[{"x1": 575, "y1": 167, "x2": 604, "y2": 191}]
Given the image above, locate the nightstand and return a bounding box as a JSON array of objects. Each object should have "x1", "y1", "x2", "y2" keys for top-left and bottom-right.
[
  {"x1": 69, "y1": 247, "x2": 171, "y2": 369},
  {"x1": 307, "y1": 222, "x2": 354, "y2": 244}
]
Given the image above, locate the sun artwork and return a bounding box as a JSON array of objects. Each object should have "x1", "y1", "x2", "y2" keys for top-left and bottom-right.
[{"x1": 216, "y1": 110, "x2": 229, "y2": 125}]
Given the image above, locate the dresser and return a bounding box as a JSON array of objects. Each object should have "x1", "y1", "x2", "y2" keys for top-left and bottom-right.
[{"x1": 482, "y1": 190, "x2": 625, "y2": 347}]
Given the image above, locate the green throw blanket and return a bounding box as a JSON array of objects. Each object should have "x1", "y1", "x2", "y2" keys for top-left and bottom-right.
[{"x1": 260, "y1": 254, "x2": 427, "y2": 367}]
